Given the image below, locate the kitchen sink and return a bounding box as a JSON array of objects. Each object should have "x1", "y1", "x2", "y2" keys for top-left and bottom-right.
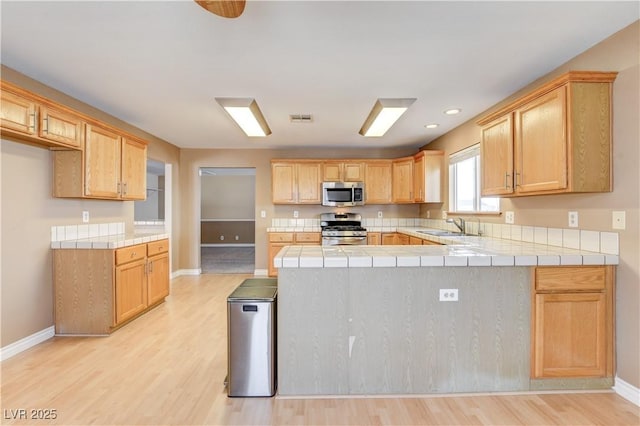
[{"x1": 417, "y1": 230, "x2": 464, "y2": 237}]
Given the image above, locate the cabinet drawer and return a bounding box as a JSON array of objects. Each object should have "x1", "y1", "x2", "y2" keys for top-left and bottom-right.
[
  {"x1": 116, "y1": 244, "x2": 146, "y2": 265},
  {"x1": 295, "y1": 232, "x2": 320, "y2": 243},
  {"x1": 269, "y1": 232, "x2": 294, "y2": 242},
  {"x1": 535, "y1": 266, "x2": 606, "y2": 292},
  {"x1": 147, "y1": 239, "x2": 169, "y2": 256}
]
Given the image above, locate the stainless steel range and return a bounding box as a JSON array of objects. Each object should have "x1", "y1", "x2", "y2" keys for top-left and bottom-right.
[{"x1": 320, "y1": 213, "x2": 367, "y2": 246}]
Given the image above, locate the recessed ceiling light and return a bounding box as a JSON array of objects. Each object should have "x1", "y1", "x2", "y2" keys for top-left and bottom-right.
[
  {"x1": 444, "y1": 108, "x2": 461, "y2": 115},
  {"x1": 425, "y1": 124, "x2": 439, "y2": 129}
]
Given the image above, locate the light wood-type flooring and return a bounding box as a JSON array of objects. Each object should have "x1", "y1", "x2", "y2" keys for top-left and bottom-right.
[{"x1": 1, "y1": 274, "x2": 638, "y2": 425}]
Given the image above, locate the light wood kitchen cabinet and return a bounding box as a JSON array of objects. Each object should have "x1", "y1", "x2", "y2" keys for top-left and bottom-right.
[
  {"x1": 478, "y1": 71, "x2": 617, "y2": 197},
  {"x1": 53, "y1": 239, "x2": 170, "y2": 334},
  {"x1": 364, "y1": 160, "x2": 392, "y2": 204},
  {"x1": 381, "y1": 233, "x2": 397, "y2": 245},
  {"x1": 54, "y1": 124, "x2": 147, "y2": 200},
  {"x1": 367, "y1": 232, "x2": 381, "y2": 245},
  {"x1": 0, "y1": 88, "x2": 37, "y2": 138},
  {"x1": 323, "y1": 161, "x2": 365, "y2": 182},
  {"x1": 531, "y1": 266, "x2": 614, "y2": 379},
  {"x1": 409, "y1": 236, "x2": 423, "y2": 245},
  {"x1": 480, "y1": 114, "x2": 514, "y2": 196},
  {"x1": 271, "y1": 161, "x2": 322, "y2": 204},
  {"x1": 392, "y1": 157, "x2": 414, "y2": 203},
  {"x1": 268, "y1": 232, "x2": 320, "y2": 276},
  {"x1": 413, "y1": 150, "x2": 444, "y2": 203},
  {"x1": 147, "y1": 240, "x2": 170, "y2": 306},
  {"x1": 38, "y1": 105, "x2": 83, "y2": 149}
]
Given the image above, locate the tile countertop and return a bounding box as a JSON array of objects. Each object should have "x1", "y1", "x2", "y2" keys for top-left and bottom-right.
[
  {"x1": 51, "y1": 232, "x2": 169, "y2": 250},
  {"x1": 274, "y1": 227, "x2": 618, "y2": 269}
]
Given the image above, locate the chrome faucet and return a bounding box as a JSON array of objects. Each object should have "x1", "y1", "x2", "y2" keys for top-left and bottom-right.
[{"x1": 446, "y1": 217, "x2": 466, "y2": 234}]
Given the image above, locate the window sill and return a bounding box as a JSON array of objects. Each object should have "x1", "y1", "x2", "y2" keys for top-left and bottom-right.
[{"x1": 446, "y1": 211, "x2": 502, "y2": 216}]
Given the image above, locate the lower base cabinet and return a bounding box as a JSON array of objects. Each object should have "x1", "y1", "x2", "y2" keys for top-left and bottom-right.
[
  {"x1": 54, "y1": 239, "x2": 170, "y2": 334},
  {"x1": 531, "y1": 266, "x2": 614, "y2": 379},
  {"x1": 268, "y1": 232, "x2": 320, "y2": 276}
]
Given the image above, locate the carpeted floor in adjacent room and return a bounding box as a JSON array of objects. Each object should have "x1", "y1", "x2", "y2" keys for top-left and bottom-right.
[{"x1": 201, "y1": 246, "x2": 255, "y2": 274}]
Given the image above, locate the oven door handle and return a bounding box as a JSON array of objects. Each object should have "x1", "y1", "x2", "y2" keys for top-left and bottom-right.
[{"x1": 322, "y1": 236, "x2": 367, "y2": 245}]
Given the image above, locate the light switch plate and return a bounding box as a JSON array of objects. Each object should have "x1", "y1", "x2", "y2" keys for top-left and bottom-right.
[
  {"x1": 505, "y1": 211, "x2": 515, "y2": 224},
  {"x1": 293, "y1": 210, "x2": 299, "y2": 218},
  {"x1": 612, "y1": 211, "x2": 626, "y2": 230},
  {"x1": 260, "y1": 210, "x2": 266, "y2": 218},
  {"x1": 82, "y1": 211, "x2": 90, "y2": 223}
]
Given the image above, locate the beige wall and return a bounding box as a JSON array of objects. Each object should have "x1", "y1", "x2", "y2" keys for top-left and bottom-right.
[
  {"x1": 421, "y1": 21, "x2": 640, "y2": 388},
  {"x1": 178, "y1": 147, "x2": 418, "y2": 272},
  {"x1": 201, "y1": 175, "x2": 255, "y2": 219},
  {"x1": 0, "y1": 67, "x2": 181, "y2": 347}
]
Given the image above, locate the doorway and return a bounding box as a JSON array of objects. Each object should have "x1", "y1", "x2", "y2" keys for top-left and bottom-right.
[{"x1": 200, "y1": 167, "x2": 256, "y2": 274}]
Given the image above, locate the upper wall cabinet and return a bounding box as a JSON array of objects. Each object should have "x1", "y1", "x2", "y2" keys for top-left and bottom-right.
[
  {"x1": 478, "y1": 71, "x2": 617, "y2": 197},
  {"x1": 272, "y1": 160, "x2": 322, "y2": 204},
  {"x1": 54, "y1": 126, "x2": 147, "y2": 200},
  {"x1": 1, "y1": 81, "x2": 83, "y2": 149},
  {"x1": 391, "y1": 157, "x2": 414, "y2": 203},
  {"x1": 364, "y1": 160, "x2": 392, "y2": 204},
  {"x1": 322, "y1": 161, "x2": 364, "y2": 182},
  {"x1": 413, "y1": 150, "x2": 443, "y2": 203},
  {"x1": 1, "y1": 80, "x2": 148, "y2": 201}
]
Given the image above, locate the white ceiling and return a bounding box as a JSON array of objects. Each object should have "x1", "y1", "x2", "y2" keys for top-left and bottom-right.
[{"x1": 1, "y1": 1, "x2": 638, "y2": 150}]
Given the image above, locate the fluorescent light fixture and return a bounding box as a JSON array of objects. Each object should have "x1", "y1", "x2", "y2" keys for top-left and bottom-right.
[
  {"x1": 215, "y1": 97, "x2": 272, "y2": 137},
  {"x1": 444, "y1": 108, "x2": 462, "y2": 115},
  {"x1": 359, "y1": 98, "x2": 416, "y2": 137}
]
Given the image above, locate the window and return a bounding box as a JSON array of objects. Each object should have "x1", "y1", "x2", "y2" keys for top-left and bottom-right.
[{"x1": 449, "y1": 144, "x2": 499, "y2": 212}]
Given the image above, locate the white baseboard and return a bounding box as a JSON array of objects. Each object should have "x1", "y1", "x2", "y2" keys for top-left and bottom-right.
[
  {"x1": 201, "y1": 243, "x2": 255, "y2": 248},
  {"x1": 1, "y1": 326, "x2": 55, "y2": 362},
  {"x1": 614, "y1": 376, "x2": 640, "y2": 406},
  {"x1": 253, "y1": 269, "x2": 268, "y2": 276},
  {"x1": 171, "y1": 268, "x2": 202, "y2": 279}
]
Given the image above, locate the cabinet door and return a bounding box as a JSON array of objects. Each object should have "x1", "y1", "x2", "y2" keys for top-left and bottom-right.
[
  {"x1": 367, "y1": 232, "x2": 381, "y2": 245},
  {"x1": 271, "y1": 162, "x2": 296, "y2": 203},
  {"x1": 481, "y1": 115, "x2": 514, "y2": 196},
  {"x1": 85, "y1": 124, "x2": 122, "y2": 198},
  {"x1": 392, "y1": 158, "x2": 414, "y2": 203},
  {"x1": 381, "y1": 233, "x2": 396, "y2": 245},
  {"x1": 121, "y1": 137, "x2": 147, "y2": 200},
  {"x1": 115, "y1": 259, "x2": 147, "y2": 325},
  {"x1": 39, "y1": 106, "x2": 83, "y2": 148},
  {"x1": 343, "y1": 162, "x2": 364, "y2": 181},
  {"x1": 322, "y1": 162, "x2": 342, "y2": 182},
  {"x1": 296, "y1": 162, "x2": 322, "y2": 204},
  {"x1": 413, "y1": 151, "x2": 443, "y2": 202},
  {"x1": 364, "y1": 161, "x2": 392, "y2": 204},
  {"x1": 515, "y1": 86, "x2": 567, "y2": 193},
  {"x1": 0, "y1": 90, "x2": 36, "y2": 136},
  {"x1": 147, "y1": 253, "x2": 170, "y2": 306},
  {"x1": 533, "y1": 292, "x2": 607, "y2": 378},
  {"x1": 268, "y1": 243, "x2": 287, "y2": 277}
]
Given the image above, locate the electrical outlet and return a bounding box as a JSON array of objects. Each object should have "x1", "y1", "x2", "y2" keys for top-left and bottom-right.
[
  {"x1": 293, "y1": 210, "x2": 299, "y2": 218},
  {"x1": 377, "y1": 211, "x2": 383, "y2": 218},
  {"x1": 505, "y1": 211, "x2": 515, "y2": 224},
  {"x1": 260, "y1": 210, "x2": 266, "y2": 218},
  {"x1": 568, "y1": 211, "x2": 579, "y2": 228},
  {"x1": 235, "y1": 235, "x2": 239, "y2": 241},
  {"x1": 82, "y1": 211, "x2": 90, "y2": 223},
  {"x1": 612, "y1": 211, "x2": 626, "y2": 230},
  {"x1": 439, "y1": 288, "x2": 459, "y2": 302}
]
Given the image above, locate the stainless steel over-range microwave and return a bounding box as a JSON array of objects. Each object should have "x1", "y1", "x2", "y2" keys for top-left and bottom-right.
[{"x1": 322, "y1": 182, "x2": 365, "y2": 207}]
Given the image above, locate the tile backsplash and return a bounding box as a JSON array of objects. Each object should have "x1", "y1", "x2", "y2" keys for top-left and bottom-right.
[
  {"x1": 269, "y1": 217, "x2": 619, "y2": 255},
  {"x1": 51, "y1": 222, "x2": 125, "y2": 242}
]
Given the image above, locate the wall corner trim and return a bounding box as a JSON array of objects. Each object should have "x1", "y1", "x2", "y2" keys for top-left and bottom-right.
[
  {"x1": 614, "y1": 375, "x2": 640, "y2": 407},
  {"x1": 171, "y1": 269, "x2": 202, "y2": 279},
  {"x1": 0, "y1": 326, "x2": 55, "y2": 362}
]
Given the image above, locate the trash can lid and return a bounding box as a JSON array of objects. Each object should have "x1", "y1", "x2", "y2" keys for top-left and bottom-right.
[
  {"x1": 228, "y1": 286, "x2": 277, "y2": 302},
  {"x1": 239, "y1": 278, "x2": 277, "y2": 288}
]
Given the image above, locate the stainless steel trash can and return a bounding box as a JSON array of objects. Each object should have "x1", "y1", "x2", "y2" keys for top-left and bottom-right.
[
  {"x1": 239, "y1": 278, "x2": 277, "y2": 288},
  {"x1": 227, "y1": 286, "x2": 277, "y2": 397}
]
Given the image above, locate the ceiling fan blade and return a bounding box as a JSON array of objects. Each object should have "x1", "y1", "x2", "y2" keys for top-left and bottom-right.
[{"x1": 195, "y1": 1, "x2": 246, "y2": 18}]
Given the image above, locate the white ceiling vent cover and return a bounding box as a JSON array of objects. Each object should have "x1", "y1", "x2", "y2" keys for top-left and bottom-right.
[{"x1": 289, "y1": 114, "x2": 313, "y2": 123}]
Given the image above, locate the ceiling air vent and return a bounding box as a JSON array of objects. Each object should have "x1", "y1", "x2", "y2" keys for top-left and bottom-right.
[{"x1": 289, "y1": 114, "x2": 313, "y2": 123}]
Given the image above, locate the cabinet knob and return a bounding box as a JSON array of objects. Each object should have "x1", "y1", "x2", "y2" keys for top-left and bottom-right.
[{"x1": 131, "y1": 252, "x2": 136, "y2": 258}]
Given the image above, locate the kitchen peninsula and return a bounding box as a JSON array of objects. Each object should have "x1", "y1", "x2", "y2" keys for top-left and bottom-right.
[{"x1": 275, "y1": 231, "x2": 616, "y2": 396}]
